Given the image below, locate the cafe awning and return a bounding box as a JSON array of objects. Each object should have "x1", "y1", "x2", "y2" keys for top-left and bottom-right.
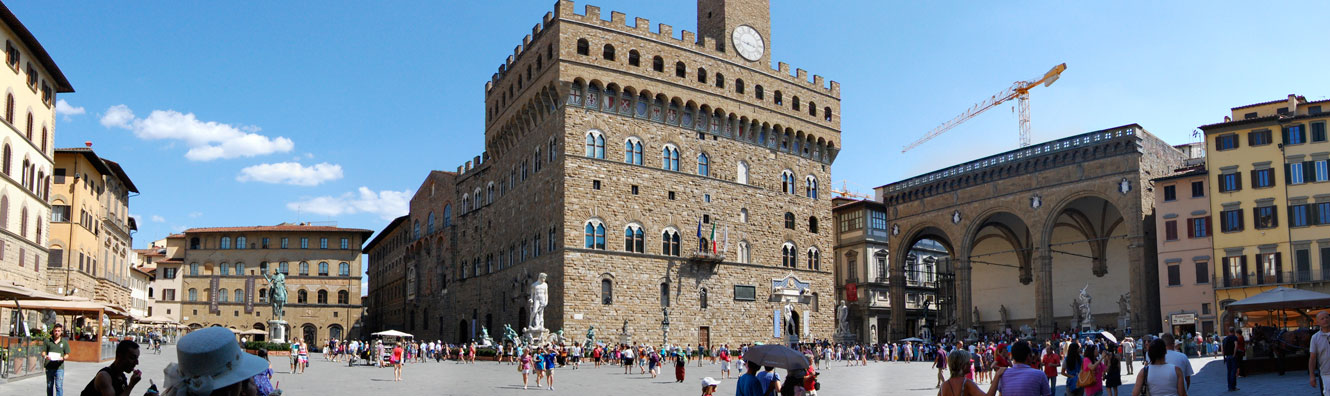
[
  {"x1": 0, "y1": 299, "x2": 118, "y2": 315},
  {"x1": 0, "y1": 282, "x2": 70, "y2": 300},
  {"x1": 1227, "y1": 286, "x2": 1330, "y2": 312}
]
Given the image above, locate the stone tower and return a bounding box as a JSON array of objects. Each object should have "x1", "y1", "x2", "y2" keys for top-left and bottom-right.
[{"x1": 697, "y1": 0, "x2": 771, "y2": 66}]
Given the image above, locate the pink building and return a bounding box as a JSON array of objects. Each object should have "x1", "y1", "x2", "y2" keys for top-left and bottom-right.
[{"x1": 1153, "y1": 166, "x2": 1216, "y2": 336}]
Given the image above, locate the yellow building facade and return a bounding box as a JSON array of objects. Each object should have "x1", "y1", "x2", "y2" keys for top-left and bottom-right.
[
  {"x1": 47, "y1": 147, "x2": 137, "y2": 311},
  {"x1": 1201, "y1": 94, "x2": 1330, "y2": 328}
]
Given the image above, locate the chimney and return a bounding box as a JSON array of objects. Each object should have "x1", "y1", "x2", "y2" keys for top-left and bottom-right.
[
  {"x1": 85, "y1": 141, "x2": 93, "y2": 148},
  {"x1": 1289, "y1": 94, "x2": 1299, "y2": 115}
]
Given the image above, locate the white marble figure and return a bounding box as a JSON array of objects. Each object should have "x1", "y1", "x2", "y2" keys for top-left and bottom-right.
[
  {"x1": 999, "y1": 305, "x2": 1010, "y2": 328},
  {"x1": 1076, "y1": 284, "x2": 1093, "y2": 329},
  {"x1": 836, "y1": 300, "x2": 850, "y2": 335},
  {"x1": 1117, "y1": 292, "x2": 1131, "y2": 327},
  {"x1": 783, "y1": 304, "x2": 796, "y2": 336},
  {"x1": 1020, "y1": 324, "x2": 1034, "y2": 339},
  {"x1": 528, "y1": 273, "x2": 548, "y2": 330}
]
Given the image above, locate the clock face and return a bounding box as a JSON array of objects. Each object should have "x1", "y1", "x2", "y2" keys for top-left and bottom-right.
[{"x1": 731, "y1": 25, "x2": 765, "y2": 62}]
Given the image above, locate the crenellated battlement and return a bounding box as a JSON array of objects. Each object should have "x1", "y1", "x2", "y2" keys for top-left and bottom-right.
[{"x1": 484, "y1": 0, "x2": 840, "y2": 97}]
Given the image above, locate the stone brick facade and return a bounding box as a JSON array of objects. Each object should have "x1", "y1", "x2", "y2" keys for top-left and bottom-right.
[{"x1": 367, "y1": 0, "x2": 841, "y2": 347}]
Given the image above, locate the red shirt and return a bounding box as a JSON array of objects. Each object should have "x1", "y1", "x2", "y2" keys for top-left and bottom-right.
[
  {"x1": 1041, "y1": 353, "x2": 1060, "y2": 378},
  {"x1": 392, "y1": 346, "x2": 403, "y2": 362}
]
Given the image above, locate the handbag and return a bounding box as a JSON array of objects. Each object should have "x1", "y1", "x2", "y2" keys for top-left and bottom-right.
[
  {"x1": 1076, "y1": 362, "x2": 1096, "y2": 388},
  {"x1": 1138, "y1": 366, "x2": 1149, "y2": 396}
]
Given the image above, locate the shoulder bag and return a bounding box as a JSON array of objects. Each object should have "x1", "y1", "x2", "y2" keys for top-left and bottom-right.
[{"x1": 1076, "y1": 361, "x2": 1096, "y2": 388}]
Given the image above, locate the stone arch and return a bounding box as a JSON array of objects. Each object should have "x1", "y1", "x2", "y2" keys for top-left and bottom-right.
[
  {"x1": 1038, "y1": 190, "x2": 1135, "y2": 332},
  {"x1": 962, "y1": 209, "x2": 1036, "y2": 331},
  {"x1": 894, "y1": 223, "x2": 958, "y2": 334}
]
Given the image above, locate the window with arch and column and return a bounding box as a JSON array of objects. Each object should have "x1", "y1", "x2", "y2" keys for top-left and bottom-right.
[
  {"x1": 661, "y1": 228, "x2": 680, "y2": 256},
  {"x1": 661, "y1": 145, "x2": 679, "y2": 171},
  {"x1": 624, "y1": 137, "x2": 643, "y2": 165},
  {"x1": 585, "y1": 130, "x2": 605, "y2": 159},
  {"x1": 736, "y1": 161, "x2": 748, "y2": 184},
  {"x1": 806, "y1": 175, "x2": 818, "y2": 199},
  {"x1": 697, "y1": 153, "x2": 709, "y2": 176},
  {"x1": 738, "y1": 240, "x2": 750, "y2": 263},
  {"x1": 781, "y1": 170, "x2": 795, "y2": 194},
  {"x1": 782, "y1": 242, "x2": 797, "y2": 268},
  {"x1": 623, "y1": 224, "x2": 644, "y2": 253},
  {"x1": 807, "y1": 248, "x2": 821, "y2": 270},
  {"x1": 584, "y1": 220, "x2": 606, "y2": 250}
]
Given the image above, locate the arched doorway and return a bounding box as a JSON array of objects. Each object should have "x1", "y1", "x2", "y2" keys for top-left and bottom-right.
[
  {"x1": 896, "y1": 225, "x2": 956, "y2": 338},
  {"x1": 329, "y1": 324, "x2": 344, "y2": 341},
  {"x1": 965, "y1": 211, "x2": 1032, "y2": 332},
  {"x1": 301, "y1": 324, "x2": 317, "y2": 346}
]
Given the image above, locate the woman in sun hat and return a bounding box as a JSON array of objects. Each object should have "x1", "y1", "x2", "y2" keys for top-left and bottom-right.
[
  {"x1": 701, "y1": 376, "x2": 720, "y2": 396},
  {"x1": 160, "y1": 326, "x2": 270, "y2": 396}
]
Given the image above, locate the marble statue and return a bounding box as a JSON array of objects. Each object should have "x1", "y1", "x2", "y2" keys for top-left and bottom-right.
[
  {"x1": 1117, "y1": 293, "x2": 1131, "y2": 319},
  {"x1": 999, "y1": 305, "x2": 1009, "y2": 328},
  {"x1": 1070, "y1": 300, "x2": 1082, "y2": 330},
  {"x1": 528, "y1": 273, "x2": 549, "y2": 330},
  {"x1": 621, "y1": 319, "x2": 630, "y2": 335},
  {"x1": 836, "y1": 300, "x2": 850, "y2": 335},
  {"x1": 551, "y1": 329, "x2": 565, "y2": 346},
  {"x1": 503, "y1": 324, "x2": 519, "y2": 345},
  {"x1": 480, "y1": 326, "x2": 494, "y2": 346},
  {"x1": 972, "y1": 307, "x2": 981, "y2": 325},
  {"x1": 262, "y1": 270, "x2": 287, "y2": 319},
  {"x1": 783, "y1": 304, "x2": 796, "y2": 336},
  {"x1": 1076, "y1": 285, "x2": 1093, "y2": 329}
]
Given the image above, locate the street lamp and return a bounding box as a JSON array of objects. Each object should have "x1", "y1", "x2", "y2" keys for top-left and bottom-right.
[{"x1": 662, "y1": 307, "x2": 670, "y2": 347}]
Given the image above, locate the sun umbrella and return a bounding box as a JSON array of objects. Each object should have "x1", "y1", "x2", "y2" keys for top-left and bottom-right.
[
  {"x1": 899, "y1": 337, "x2": 926, "y2": 343},
  {"x1": 372, "y1": 329, "x2": 414, "y2": 338},
  {"x1": 741, "y1": 344, "x2": 808, "y2": 370},
  {"x1": 1100, "y1": 331, "x2": 1118, "y2": 344}
]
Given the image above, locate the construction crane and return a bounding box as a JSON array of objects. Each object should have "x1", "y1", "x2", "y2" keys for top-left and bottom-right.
[
  {"x1": 902, "y1": 63, "x2": 1067, "y2": 153},
  {"x1": 831, "y1": 180, "x2": 871, "y2": 200}
]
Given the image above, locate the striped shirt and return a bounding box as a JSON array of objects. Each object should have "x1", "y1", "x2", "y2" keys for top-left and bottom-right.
[{"x1": 996, "y1": 363, "x2": 1052, "y2": 396}]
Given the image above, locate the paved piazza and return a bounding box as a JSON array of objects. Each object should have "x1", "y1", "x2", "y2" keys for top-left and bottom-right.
[{"x1": 0, "y1": 347, "x2": 1306, "y2": 395}]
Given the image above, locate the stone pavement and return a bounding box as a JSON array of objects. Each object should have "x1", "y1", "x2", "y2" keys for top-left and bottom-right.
[{"x1": 0, "y1": 348, "x2": 1308, "y2": 395}]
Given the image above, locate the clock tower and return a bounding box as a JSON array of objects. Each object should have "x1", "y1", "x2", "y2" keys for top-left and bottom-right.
[{"x1": 697, "y1": 0, "x2": 771, "y2": 66}]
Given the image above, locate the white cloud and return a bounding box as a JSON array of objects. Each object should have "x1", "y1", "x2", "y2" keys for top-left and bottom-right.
[
  {"x1": 286, "y1": 187, "x2": 410, "y2": 221},
  {"x1": 188, "y1": 212, "x2": 203, "y2": 218},
  {"x1": 151, "y1": 215, "x2": 166, "y2": 223},
  {"x1": 237, "y1": 162, "x2": 343, "y2": 186},
  {"x1": 99, "y1": 104, "x2": 294, "y2": 161},
  {"x1": 55, "y1": 99, "x2": 85, "y2": 118}
]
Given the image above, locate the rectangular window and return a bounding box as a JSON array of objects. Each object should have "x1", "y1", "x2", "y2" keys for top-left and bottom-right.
[
  {"x1": 1195, "y1": 261, "x2": 1209, "y2": 284},
  {"x1": 1324, "y1": 247, "x2": 1330, "y2": 281},
  {"x1": 261, "y1": 238, "x2": 270, "y2": 248},
  {"x1": 51, "y1": 205, "x2": 70, "y2": 222},
  {"x1": 1216, "y1": 133, "x2": 1239, "y2": 150},
  {"x1": 47, "y1": 248, "x2": 62, "y2": 268},
  {"x1": 281, "y1": 238, "x2": 289, "y2": 249},
  {"x1": 1163, "y1": 185, "x2": 1176, "y2": 201},
  {"x1": 1313, "y1": 122, "x2": 1327, "y2": 142},
  {"x1": 320, "y1": 238, "x2": 328, "y2": 249},
  {"x1": 668, "y1": 191, "x2": 675, "y2": 200},
  {"x1": 1191, "y1": 181, "x2": 1204, "y2": 198},
  {"x1": 1290, "y1": 204, "x2": 1310, "y2": 227},
  {"x1": 1291, "y1": 162, "x2": 1306, "y2": 185},
  {"x1": 1189, "y1": 216, "x2": 1210, "y2": 238},
  {"x1": 1249, "y1": 130, "x2": 1272, "y2": 146},
  {"x1": 631, "y1": 185, "x2": 639, "y2": 195},
  {"x1": 1316, "y1": 160, "x2": 1329, "y2": 182},
  {"x1": 1257, "y1": 252, "x2": 1282, "y2": 284},
  {"x1": 300, "y1": 238, "x2": 309, "y2": 249},
  {"x1": 1164, "y1": 220, "x2": 1178, "y2": 241},
  {"x1": 341, "y1": 238, "x2": 349, "y2": 249},
  {"x1": 1251, "y1": 169, "x2": 1274, "y2": 188},
  {"x1": 869, "y1": 210, "x2": 888, "y2": 230},
  {"x1": 592, "y1": 180, "x2": 601, "y2": 190},
  {"x1": 54, "y1": 168, "x2": 66, "y2": 184},
  {"x1": 1296, "y1": 249, "x2": 1313, "y2": 282},
  {"x1": 163, "y1": 268, "x2": 177, "y2": 279},
  {"x1": 1220, "y1": 209, "x2": 1244, "y2": 232},
  {"x1": 1223, "y1": 255, "x2": 1247, "y2": 287},
  {"x1": 4, "y1": 41, "x2": 17, "y2": 69},
  {"x1": 1254, "y1": 206, "x2": 1277, "y2": 229},
  {"x1": 1219, "y1": 173, "x2": 1240, "y2": 192},
  {"x1": 1167, "y1": 265, "x2": 1181, "y2": 286},
  {"x1": 1284, "y1": 125, "x2": 1306, "y2": 145},
  {"x1": 1318, "y1": 203, "x2": 1330, "y2": 225},
  {"x1": 839, "y1": 210, "x2": 865, "y2": 232},
  {"x1": 733, "y1": 285, "x2": 756, "y2": 301},
  {"x1": 163, "y1": 289, "x2": 175, "y2": 302}
]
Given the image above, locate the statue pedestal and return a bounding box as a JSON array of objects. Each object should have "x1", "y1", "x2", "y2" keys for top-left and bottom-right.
[
  {"x1": 268, "y1": 320, "x2": 287, "y2": 343},
  {"x1": 525, "y1": 327, "x2": 547, "y2": 346},
  {"x1": 834, "y1": 332, "x2": 856, "y2": 345},
  {"x1": 618, "y1": 333, "x2": 632, "y2": 346}
]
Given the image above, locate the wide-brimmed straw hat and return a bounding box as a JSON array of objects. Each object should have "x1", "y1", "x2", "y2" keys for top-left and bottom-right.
[{"x1": 174, "y1": 327, "x2": 269, "y2": 395}]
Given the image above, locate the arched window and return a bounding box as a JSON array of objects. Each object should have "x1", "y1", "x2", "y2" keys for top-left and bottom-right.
[
  {"x1": 486, "y1": 182, "x2": 495, "y2": 204},
  {"x1": 220, "y1": 237, "x2": 231, "y2": 249},
  {"x1": 4, "y1": 94, "x2": 12, "y2": 123},
  {"x1": 601, "y1": 279, "x2": 613, "y2": 305},
  {"x1": 2, "y1": 144, "x2": 9, "y2": 175},
  {"x1": 299, "y1": 261, "x2": 309, "y2": 275},
  {"x1": 576, "y1": 38, "x2": 589, "y2": 56},
  {"x1": 237, "y1": 236, "x2": 248, "y2": 249},
  {"x1": 602, "y1": 44, "x2": 615, "y2": 60},
  {"x1": 235, "y1": 289, "x2": 244, "y2": 302},
  {"x1": 568, "y1": 81, "x2": 583, "y2": 105},
  {"x1": 188, "y1": 288, "x2": 198, "y2": 301},
  {"x1": 781, "y1": 170, "x2": 795, "y2": 194},
  {"x1": 279, "y1": 261, "x2": 289, "y2": 274},
  {"x1": 660, "y1": 283, "x2": 671, "y2": 307},
  {"x1": 774, "y1": 91, "x2": 783, "y2": 105},
  {"x1": 792, "y1": 96, "x2": 801, "y2": 111},
  {"x1": 189, "y1": 262, "x2": 199, "y2": 275},
  {"x1": 736, "y1": 161, "x2": 748, "y2": 184},
  {"x1": 782, "y1": 242, "x2": 797, "y2": 267},
  {"x1": 700, "y1": 288, "x2": 708, "y2": 309},
  {"x1": 24, "y1": 112, "x2": 31, "y2": 139},
  {"x1": 337, "y1": 290, "x2": 349, "y2": 304},
  {"x1": 740, "y1": 208, "x2": 749, "y2": 223},
  {"x1": 697, "y1": 153, "x2": 710, "y2": 176},
  {"x1": 583, "y1": 220, "x2": 605, "y2": 250},
  {"x1": 824, "y1": 107, "x2": 833, "y2": 122},
  {"x1": 317, "y1": 290, "x2": 328, "y2": 304},
  {"x1": 809, "y1": 101, "x2": 817, "y2": 116},
  {"x1": 624, "y1": 137, "x2": 643, "y2": 165},
  {"x1": 661, "y1": 145, "x2": 679, "y2": 171},
  {"x1": 473, "y1": 188, "x2": 481, "y2": 211},
  {"x1": 427, "y1": 212, "x2": 435, "y2": 234},
  {"x1": 220, "y1": 262, "x2": 231, "y2": 276},
  {"x1": 319, "y1": 262, "x2": 329, "y2": 276},
  {"x1": 443, "y1": 204, "x2": 452, "y2": 227},
  {"x1": 259, "y1": 288, "x2": 267, "y2": 303},
  {"x1": 218, "y1": 288, "x2": 229, "y2": 302},
  {"x1": 628, "y1": 50, "x2": 640, "y2": 66},
  {"x1": 585, "y1": 130, "x2": 605, "y2": 159},
  {"x1": 661, "y1": 228, "x2": 680, "y2": 256},
  {"x1": 339, "y1": 262, "x2": 350, "y2": 276},
  {"x1": 41, "y1": 127, "x2": 47, "y2": 153},
  {"x1": 675, "y1": 61, "x2": 686, "y2": 78},
  {"x1": 738, "y1": 241, "x2": 750, "y2": 264},
  {"x1": 652, "y1": 56, "x2": 664, "y2": 72},
  {"x1": 624, "y1": 224, "x2": 644, "y2": 253},
  {"x1": 18, "y1": 207, "x2": 26, "y2": 238},
  {"x1": 736, "y1": 79, "x2": 745, "y2": 94},
  {"x1": 715, "y1": 73, "x2": 725, "y2": 88},
  {"x1": 697, "y1": 67, "x2": 707, "y2": 84},
  {"x1": 461, "y1": 195, "x2": 470, "y2": 213},
  {"x1": 756, "y1": 85, "x2": 765, "y2": 100},
  {"x1": 809, "y1": 215, "x2": 821, "y2": 233},
  {"x1": 297, "y1": 289, "x2": 308, "y2": 303},
  {"x1": 808, "y1": 248, "x2": 821, "y2": 270},
  {"x1": 806, "y1": 175, "x2": 818, "y2": 199}
]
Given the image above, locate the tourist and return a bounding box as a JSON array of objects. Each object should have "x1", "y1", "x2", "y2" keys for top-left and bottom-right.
[
  {"x1": 1078, "y1": 344, "x2": 1109, "y2": 396},
  {"x1": 251, "y1": 349, "x2": 278, "y2": 396},
  {"x1": 756, "y1": 366, "x2": 781, "y2": 396},
  {"x1": 1311, "y1": 311, "x2": 1330, "y2": 395},
  {"x1": 987, "y1": 341, "x2": 1050, "y2": 396},
  {"x1": 1104, "y1": 346, "x2": 1121, "y2": 396},
  {"x1": 623, "y1": 346, "x2": 635, "y2": 374},
  {"x1": 1129, "y1": 339, "x2": 1186, "y2": 396},
  {"x1": 297, "y1": 340, "x2": 309, "y2": 374},
  {"x1": 934, "y1": 345, "x2": 948, "y2": 389},
  {"x1": 534, "y1": 348, "x2": 547, "y2": 388},
  {"x1": 290, "y1": 340, "x2": 300, "y2": 373},
  {"x1": 802, "y1": 354, "x2": 819, "y2": 396},
  {"x1": 702, "y1": 376, "x2": 720, "y2": 396},
  {"x1": 79, "y1": 340, "x2": 141, "y2": 396},
  {"x1": 44, "y1": 323, "x2": 71, "y2": 396},
  {"x1": 391, "y1": 342, "x2": 404, "y2": 382},
  {"x1": 648, "y1": 348, "x2": 661, "y2": 378},
  {"x1": 1040, "y1": 342, "x2": 1061, "y2": 396},
  {"x1": 159, "y1": 327, "x2": 269, "y2": 396},
  {"x1": 545, "y1": 347, "x2": 558, "y2": 391},
  {"x1": 1222, "y1": 328, "x2": 1239, "y2": 391},
  {"x1": 1061, "y1": 342, "x2": 1083, "y2": 396},
  {"x1": 519, "y1": 350, "x2": 533, "y2": 390},
  {"x1": 675, "y1": 349, "x2": 688, "y2": 383},
  {"x1": 1234, "y1": 329, "x2": 1246, "y2": 378},
  {"x1": 1120, "y1": 338, "x2": 1134, "y2": 375},
  {"x1": 1159, "y1": 334, "x2": 1193, "y2": 389},
  {"x1": 734, "y1": 359, "x2": 763, "y2": 396},
  {"x1": 719, "y1": 346, "x2": 733, "y2": 379},
  {"x1": 940, "y1": 349, "x2": 985, "y2": 396}
]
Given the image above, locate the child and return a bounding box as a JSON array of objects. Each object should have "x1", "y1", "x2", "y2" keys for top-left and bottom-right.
[{"x1": 701, "y1": 377, "x2": 720, "y2": 396}]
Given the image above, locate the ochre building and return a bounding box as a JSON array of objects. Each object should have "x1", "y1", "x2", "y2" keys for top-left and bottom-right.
[
  {"x1": 366, "y1": 0, "x2": 841, "y2": 347},
  {"x1": 164, "y1": 224, "x2": 371, "y2": 345}
]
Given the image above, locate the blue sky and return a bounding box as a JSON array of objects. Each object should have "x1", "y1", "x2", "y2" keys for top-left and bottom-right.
[{"x1": 14, "y1": 1, "x2": 1329, "y2": 258}]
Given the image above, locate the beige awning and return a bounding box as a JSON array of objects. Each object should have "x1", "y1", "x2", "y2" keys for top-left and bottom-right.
[
  {"x1": 0, "y1": 282, "x2": 69, "y2": 300},
  {"x1": 0, "y1": 299, "x2": 114, "y2": 313},
  {"x1": 136, "y1": 316, "x2": 179, "y2": 324}
]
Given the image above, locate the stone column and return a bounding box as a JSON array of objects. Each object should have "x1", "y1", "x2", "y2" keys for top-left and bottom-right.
[
  {"x1": 955, "y1": 259, "x2": 972, "y2": 328},
  {"x1": 890, "y1": 252, "x2": 908, "y2": 339},
  {"x1": 1127, "y1": 234, "x2": 1149, "y2": 335},
  {"x1": 1033, "y1": 254, "x2": 1055, "y2": 338}
]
